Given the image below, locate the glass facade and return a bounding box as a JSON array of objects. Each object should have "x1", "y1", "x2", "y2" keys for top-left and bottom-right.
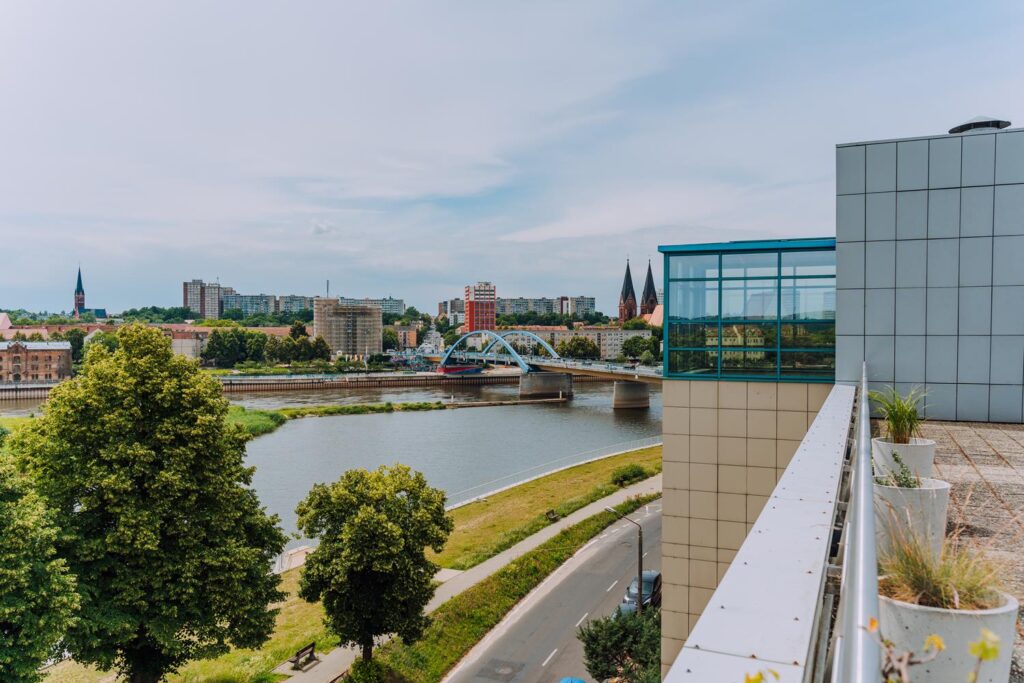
[{"x1": 661, "y1": 240, "x2": 836, "y2": 381}]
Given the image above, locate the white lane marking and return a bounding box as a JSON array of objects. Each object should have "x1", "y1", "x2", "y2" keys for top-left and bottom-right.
[
  {"x1": 542, "y1": 648, "x2": 558, "y2": 667},
  {"x1": 574, "y1": 612, "x2": 589, "y2": 628},
  {"x1": 606, "y1": 580, "x2": 618, "y2": 592}
]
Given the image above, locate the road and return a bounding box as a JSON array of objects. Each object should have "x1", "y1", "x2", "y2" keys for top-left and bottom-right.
[{"x1": 444, "y1": 502, "x2": 662, "y2": 683}]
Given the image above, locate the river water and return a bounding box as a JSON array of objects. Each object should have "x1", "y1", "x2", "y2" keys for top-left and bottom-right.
[{"x1": 3, "y1": 381, "x2": 662, "y2": 546}]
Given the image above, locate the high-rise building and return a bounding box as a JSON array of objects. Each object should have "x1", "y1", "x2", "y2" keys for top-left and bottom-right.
[
  {"x1": 313, "y1": 299, "x2": 383, "y2": 357},
  {"x1": 277, "y1": 295, "x2": 316, "y2": 314},
  {"x1": 464, "y1": 281, "x2": 496, "y2": 332},
  {"x1": 183, "y1": 280, "x2": 204, "y2": 316},
  {"x1": 200, "y1": 282, "x2": 222, "y2": 320},
  {"x1": 567, "y1": 296, "x2": 597, "y2": 317},
  {"x1": 221, "y1": 293, "x2": 276, "y2": 316},
  {"x1": 337, "y1": 296, "x2": 406, "y2": 316},
  {"x1": 618, "y1": 260, "x2": 637, "y2": 321},
  {"x1": 640, "y1": 260, "x2": 659, "y2": 315}
]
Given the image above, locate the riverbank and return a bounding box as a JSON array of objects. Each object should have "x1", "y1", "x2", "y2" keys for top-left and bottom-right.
[{"x1": 42, "y1": 445, "x2": 662, "y2": 683}]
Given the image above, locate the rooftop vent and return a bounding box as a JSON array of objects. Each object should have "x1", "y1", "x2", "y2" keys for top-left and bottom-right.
[{"x1": 949, "y1": 116, "x2": 1011, "y2": 134}]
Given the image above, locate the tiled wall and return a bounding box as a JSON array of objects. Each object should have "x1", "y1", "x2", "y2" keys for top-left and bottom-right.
[
  {"x1": 836, "y1": 129, "x2": 1024, "y2": 421},
  {"x1": 659, "y1": 379, "x2": 831, "y2": 673}
]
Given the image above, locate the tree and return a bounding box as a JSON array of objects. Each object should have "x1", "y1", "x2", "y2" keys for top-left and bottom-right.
[
  {"x1": 382, "y1": 328, "x2": 400, "y2": 351},
  {"x1": 52, "y1": 328, "x2": 87, "y2": 363},
  {"x1": 296, "y1": 465, "x2": 453, "y2": 662},
  {"x1": 556, "y1": 336, "x2": 600, "y2": 359},
  {"x1": 27, "y1": 332, "x2": 44, "y2": 341},
  {"x1": 621, "y1": 335, "x2": 650, "y2": 359},
  {"x1": 578, "y1": 607, "x2": 660, "y2": 682},
  {"x1": 639, "y1": 349, "x2": 655, "y2": 366},
  {"x1": 289, "y1": 320, "x2": 309, "y2": 340},
  {"x1": 0, "y1": 461, "x2": 79, "y2": 682},
  {"x1": 86, "y1": 330, "x2": 119, "y2": 353},
  {"x1": 222, "y1": 307, "x2": 244, "y2": 321},
  {"x1": 621, "y1": 317, "x2": 650, "y2": 330},
  {"x1": 443, "y1": 329, "x2": 462, "y2": 349},
  {"x1": 311, "y1": 335, "x2": 332, "y2": 361},
  {"x1": 9, "y1": 325, "x2": 287, "y2": 683}
]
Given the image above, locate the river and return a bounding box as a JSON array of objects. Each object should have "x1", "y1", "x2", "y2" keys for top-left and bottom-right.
[{"x1": 3, "y1": 381, "x2": 662, "y2": 546}]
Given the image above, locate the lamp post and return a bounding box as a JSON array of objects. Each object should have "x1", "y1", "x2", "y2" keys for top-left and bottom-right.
[{"x1": 605, "y1": 506, "x2": 643, "y2": 613}]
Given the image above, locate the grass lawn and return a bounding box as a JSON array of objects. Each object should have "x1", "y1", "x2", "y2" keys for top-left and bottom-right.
[
  {"x1": 433, "y1": 444, "x2": 662, "y2": 570},
  {"x1": 44, "y1": 567, "x2": 331, "y2": 683},
  {"x1": 226, "y1": 405, "x2": 288, "y2": 438},
  {"x1": 378, "y1": 493, "x2": 662, "y2": 682}
]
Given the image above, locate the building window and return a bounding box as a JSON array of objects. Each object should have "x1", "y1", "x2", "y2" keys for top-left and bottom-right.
[{"x1": 663, "y1": 245, "x2": 835, "y2": 382}]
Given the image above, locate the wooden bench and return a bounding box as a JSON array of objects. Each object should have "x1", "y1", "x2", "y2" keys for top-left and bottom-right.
[
  {"x1": 289, "y1": 642, "x2": 317, "y2": 670},
  {"x1": 545, "y1": 509, "x2": 560, "y2": 522}
]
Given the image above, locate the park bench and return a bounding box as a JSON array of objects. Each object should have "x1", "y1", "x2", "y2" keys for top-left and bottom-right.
[
  {"x1": 545, "y1": 509, "x2": 560, "y2": 522},
  {"x1": 289, "y1": 642, "x2": 317, "y2": 670}
]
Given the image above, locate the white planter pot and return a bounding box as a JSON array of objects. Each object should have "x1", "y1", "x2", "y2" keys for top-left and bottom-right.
[
  {"x1": 873, "y1": 478, "x2": 950, "y2": 560},
  {"x1": 878, "y1": 591, "x2": 1018, "y2": 683},
  {"x1": 873, "y1": 437, "x2": 936, "y2": 479}
]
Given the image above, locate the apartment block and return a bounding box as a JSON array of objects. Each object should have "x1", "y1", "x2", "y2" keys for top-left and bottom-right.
[
  {"x1": 313, "y1": 299, "x2": 383, "y2": 357},
  {"x1": 338, "y1": 296, "x2": 406, "y2": 316},
  {"x1": 0, "y1": 340, "x2": 73, "y2": 382},
  {"x1": 464, "y1": 282, "x2": 496, "y2": 332}
]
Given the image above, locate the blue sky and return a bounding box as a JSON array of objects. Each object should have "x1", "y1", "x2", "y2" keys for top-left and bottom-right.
[{"x1": 2, "y1": 1, "x2": 1023, "y2": 314}]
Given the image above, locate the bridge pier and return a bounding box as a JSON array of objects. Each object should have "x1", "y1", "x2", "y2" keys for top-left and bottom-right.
[
  {"x1": 519, "y1": 372, "x2": 573, "y2": 399},
  {"x1": 612, "y1": 381, "x2": 650, "y2": 409}
]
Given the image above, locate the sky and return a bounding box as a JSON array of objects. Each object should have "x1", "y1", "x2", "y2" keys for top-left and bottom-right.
[{"x1": 2, "y1": 1, "x2": 1024, "y2": 315}]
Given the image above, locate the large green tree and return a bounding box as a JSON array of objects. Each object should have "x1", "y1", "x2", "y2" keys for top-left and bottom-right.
[
  {"x1": 382, "y1": 328, "x2": 400, "y2": 351},
  {"x1": 556, "y1": 335, "x2": 601, "y2": 359},
  {"x1": 296, "y1": 465, "x2": 453, "y2": 662},
  {"x1": 51, "y1": 328, "x2": 87, "y2": 363},
  {"x1": 9, "y1": 324, "x2": 287, "y2": 683},
  {"x1": 578, "y1": 607, "x2": 660, "y2": 682},
  {"x1": 621, "y1": 335, "x2": 650, "y2": 359},
  {"x1": 0, "y1": 461, "x2": 79, "y2": 682}
]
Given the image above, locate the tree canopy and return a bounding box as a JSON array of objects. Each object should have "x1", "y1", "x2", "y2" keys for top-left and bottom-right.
[
  {"x1": 9, "y1": 324, "x2": 287, "y2": 682},
  {"x1": 621, "y1": 335, "x2": 650, "y2": 359},
  {"x1": 0, "y1": 461, "x2": 79, "y2": 682},
  {"x1": 578, "y1": 607, "x2": 660, "y2": 682},
  {"x1": 296, "y1": 464, "x2": 453, "y2": 662},
  {"x1": 382, "y1": 328, "x2": 400, "y2": 351},
  {"x1": 556, "y1": 335, "x2": 601, "y2": 359}
]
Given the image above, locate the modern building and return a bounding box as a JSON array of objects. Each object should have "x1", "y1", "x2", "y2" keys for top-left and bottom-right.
[
  {"x1": 437, "y1": 298, "x2": 465, "y2": 325},
  {"x1": 337, "y1": 296, "x2": 406, "y2": 316},
  {"x1": 313, "y1": 299, "x2": 383, "y2": 357},
  {"x1": 221, "y1": 293, "x2": 276, "y2": 316},
  {"x1": 657, "y1": 238, "x2": 836, "y2": 672},
  {"x1": 183, "y1": 280, "x2": 317, "y2": 319},
  {"x1": 72, "y1": 267, "x2": 107, "y2": 319},
  {"x1": 618, "y1": 260, "x2": 638, "y2": 321},
  {"x1": 464, "y1": 281, "x2": 496, "y2": 332},
  {"x1": 495, "y1": 295, "x2": 598, "y2": 317},
  {"x1": 277, "y1": 295, "x2": 316, "y2": 314},
  {"x1": 0, "y1": 340, "x2": 73, "y2": 382},
  {"x1": 835, "y1": 115, "x2": 1024, "y2": 421},
  {"x1": 567, "y1": 295, "x2": 597, "y2": 317}
]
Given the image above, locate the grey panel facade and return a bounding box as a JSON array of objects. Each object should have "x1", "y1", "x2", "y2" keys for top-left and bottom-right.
[{"x1": 836, "y1": 125, "x2": 1024, "y2": 422}]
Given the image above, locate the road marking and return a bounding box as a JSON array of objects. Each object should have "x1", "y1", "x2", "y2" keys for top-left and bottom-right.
[
  {"x1": 575, "y1": 612, "x2": 589, "y2": 628},
  {"x1": 606, "y1": 580, "x2": 618, "y2": 592},
  {"x1": 542, "y1": 648, "x2": 558, "y2": 667},
  {"x1": 643, "y1": 552, "x2": 649, "y2": 558}
]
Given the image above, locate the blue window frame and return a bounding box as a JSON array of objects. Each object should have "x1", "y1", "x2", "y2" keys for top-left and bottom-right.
[{"x1": 659, "y1": 239, "x2": 836, "y2": 382}]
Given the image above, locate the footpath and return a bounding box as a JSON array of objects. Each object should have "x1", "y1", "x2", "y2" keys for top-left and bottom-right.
[{"x1": 276, "y1": 473, "x2": 663, "y2": 682}]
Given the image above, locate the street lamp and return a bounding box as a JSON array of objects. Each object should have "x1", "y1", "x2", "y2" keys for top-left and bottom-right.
[{"x1": 605, "y1": 506, "x2": 643, "y2": 613}]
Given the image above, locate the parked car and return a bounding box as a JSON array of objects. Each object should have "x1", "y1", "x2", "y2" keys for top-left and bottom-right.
[
  {"x1": 614, "y1": 601, "x2": 638, "y2": 618},
  {"x1": 622, "y1": 570, "x2": 661, "y2": 608}
]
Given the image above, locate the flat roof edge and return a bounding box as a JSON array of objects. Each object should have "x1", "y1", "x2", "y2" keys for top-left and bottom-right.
[
  {"x1": 836, "y1": 126, "x2": 1024, "y2": 148},
  {"x1": 658, "y1": 237, "x2": 835, "y2": 254}
]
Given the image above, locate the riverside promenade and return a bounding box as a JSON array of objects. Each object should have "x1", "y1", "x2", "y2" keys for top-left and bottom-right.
[{"x1": 275, "y1": 474, "x2": 663, "y2": 682}]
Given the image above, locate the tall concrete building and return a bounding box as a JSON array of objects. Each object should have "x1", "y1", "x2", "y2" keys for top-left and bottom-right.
[
  {"x1": 836, "y1": 115, "x2": 1024, "y2": 421},
  {"x1": 183, "y1": 279, "x2": 204, "y2": 316},
  {"x1": 337, "y1": 296, "x2": 406, "y2": 316},
  {"x1": 567, "y1": 296, "x2": 597, "y2": 317},
  {"x1": 313, "y1": 299, "x2": 383, "y2": 357},
  {"x1": 464, "y1": 281, "x2": 496, "y2": 332},
  {"x1": 438, "y1": 298, "x2": 465, "y2": 325}
]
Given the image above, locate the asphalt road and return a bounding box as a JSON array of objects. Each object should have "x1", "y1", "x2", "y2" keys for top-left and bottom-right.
[{"x1": 444, "y1": 501, "x2": 662, "y2": 683}]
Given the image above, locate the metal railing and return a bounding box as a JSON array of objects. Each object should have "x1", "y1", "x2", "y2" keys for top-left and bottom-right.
[{"x1": 831, "y1": 364, "x2": 881, "y2": 681}]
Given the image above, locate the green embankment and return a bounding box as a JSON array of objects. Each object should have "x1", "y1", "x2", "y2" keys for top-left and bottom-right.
[
  {"x1": 434, "y1": 445, "x2": 661, "y2": 570},
  {"x1": 42, "y1": 445, "x2": 663, "y2": 683},
  {"x1": 378, "y1": 493, "x2": 662, "y2": 682}
]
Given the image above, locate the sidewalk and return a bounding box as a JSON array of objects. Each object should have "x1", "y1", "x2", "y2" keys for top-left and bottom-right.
[{"x1": 276, "y1": 473, "x2": 663, "y2": 682}]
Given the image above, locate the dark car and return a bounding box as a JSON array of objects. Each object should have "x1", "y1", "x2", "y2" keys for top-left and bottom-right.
[{"x1": 622, "y1": 570, "x2": 661, "y2": 608}]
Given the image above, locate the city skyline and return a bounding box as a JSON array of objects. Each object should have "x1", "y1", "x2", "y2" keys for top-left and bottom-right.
[{"x1": 4, "y1": 2, "x2": 1023, "y2": 314}]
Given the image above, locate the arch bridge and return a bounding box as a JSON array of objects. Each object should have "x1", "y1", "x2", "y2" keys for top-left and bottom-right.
[{"x1": 439, "y1": 329, "x2": 560, "y2": 373}]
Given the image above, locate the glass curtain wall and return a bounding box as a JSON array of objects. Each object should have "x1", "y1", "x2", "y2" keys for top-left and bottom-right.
[{"x1": 665, "y1": 247, "x2": 835, "y2": 381}]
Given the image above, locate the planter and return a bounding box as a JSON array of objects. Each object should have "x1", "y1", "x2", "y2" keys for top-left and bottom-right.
[
  {"x1": 873, "y1": 478, "x2": 950, "y2": 560},
  {"x1": 878, "y1": 591, "x2": 1018, "y2": 683},
  {"x1": 873, "y1": 437, "x2": 936, "y2": 479}
]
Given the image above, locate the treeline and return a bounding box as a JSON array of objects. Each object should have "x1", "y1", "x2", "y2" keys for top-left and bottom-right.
[{"x1": 201, "y1": 321, "x2": 330, "y2": 368}]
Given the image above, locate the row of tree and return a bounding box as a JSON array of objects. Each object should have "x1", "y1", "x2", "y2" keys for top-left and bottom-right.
[
  {"x1": 200, "y1": 321, "x2": 331, "y2": 367},
  {"x1": 0, "y1": 324, "x2": 453, "y2": 681}
]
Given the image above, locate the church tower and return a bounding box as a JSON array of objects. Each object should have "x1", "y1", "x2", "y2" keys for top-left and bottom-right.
[
  {"x1": 73, "y1": 267, "x2": 85, "y2": 318},
  {"x1": 640, "y1": 259, "x2": 658, "y2": 315},
  {"x1": 618, "y1": 260, "x2": 637, "y2": 321}
]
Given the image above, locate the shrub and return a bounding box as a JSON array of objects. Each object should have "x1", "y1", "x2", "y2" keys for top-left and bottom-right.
[
  {"x1": 869, "y1": 386, "x2": 925, "y2": 444},
  {"x1": 0, "y1": 425, "x2": 9, "y2": 447},
  {"x1": 880, "y1": 532, "x2": 1003, "y2": 610},
  {"x1": 348, "y1": 658, "x2": 395, "y2": 682},
  {"x1": 611, "y1": 464, "x2": 648, "y2": 487},
  {"x1": 874, "y1": 451, "x2": 920, "y2": 489}
]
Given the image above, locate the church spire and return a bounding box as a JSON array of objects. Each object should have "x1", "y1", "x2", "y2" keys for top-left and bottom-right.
[
  {"x1": 618, "y1": 259, "x2": 637, "y2": 321},
  {"x1": 75, "y1": 266, "x2": 84, "y2": 295},
  {"x1": 74, "y1": 266, "x2": 85, "y2": 317},
  {"x1": 640, "y1": 259, "x2": 658, "y2": 315}
]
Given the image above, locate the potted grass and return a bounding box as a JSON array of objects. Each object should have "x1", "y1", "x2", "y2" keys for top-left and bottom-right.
[
  {"x1": 878, "y1": 532, "x2": 1017, "y2": 683},
  {"x1": 874, "y1": 452, "x2": 949, "y2": 560},
  {"x1": 870, "y1": 386, "x2": 935, "y2": 478}
]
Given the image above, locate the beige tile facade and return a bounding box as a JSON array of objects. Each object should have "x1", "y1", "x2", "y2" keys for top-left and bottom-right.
[{"x1": 660, "y1": 379, "x2": 832, "y2": 673}]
